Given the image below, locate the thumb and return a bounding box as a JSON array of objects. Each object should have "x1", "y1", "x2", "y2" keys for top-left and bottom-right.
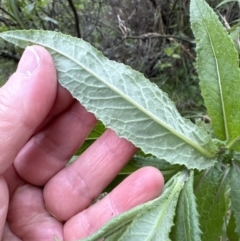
[{"x1": 0, "y1": 46, "x2": 57, "y2": 174}]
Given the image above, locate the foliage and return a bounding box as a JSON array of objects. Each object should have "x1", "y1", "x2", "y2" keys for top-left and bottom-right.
[
  {"x1": 1, "y1": 0, "x2": 240, "y2": 240},
  {"x1": 0, "y1": 57, "x2": 16, "y2": 86},
  {"x1": 0, "y1": 0, "x2": 239, "y2": 114}
]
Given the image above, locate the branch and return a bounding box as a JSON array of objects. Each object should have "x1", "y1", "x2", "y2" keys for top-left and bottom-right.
[
  {"x1": 126, "y1": 33, "x2": 194, "y2": 44},
  {"x1": 148, "y1": 0, "x2": 157, "y2": 8},
  {"x1": 0, "y1": 16, "x2": 16, "y2": 27},
  {"x1": 80, "y1": 14, "x2": 121, "y2": 34},
  {"x1": 67, "y1": 0, "x2": 81, "y2": 38},
  {"x1": 84, "y1": 1, "x2": 102, "y2": 39},
  {"x1": 0, "y1": 50, "x2": 20, "y2": 62},
  {"x1": 34, "y1": 8, "x2": 46, "y2": 30},
  {"x1": 0, "y1": 7, "x2": 18, "y2": 24}
]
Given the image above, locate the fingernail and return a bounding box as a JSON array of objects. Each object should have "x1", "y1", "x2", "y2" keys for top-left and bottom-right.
[{"x1": 16, "y1": 46, "x2": 40, "y2": 75}]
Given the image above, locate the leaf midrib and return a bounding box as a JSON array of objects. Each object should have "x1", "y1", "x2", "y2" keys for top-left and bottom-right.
[
  {"x1": 182, "y1": 188, "x2": 196, "y2": 241},
  {"x1": 3, "y1": 32, "x2": 214, "y2": 158}
]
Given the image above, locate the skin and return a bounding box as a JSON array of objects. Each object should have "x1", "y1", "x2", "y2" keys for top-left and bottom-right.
[{"x1": 0, "y1": 46, "x2": 164, "y2": 241}]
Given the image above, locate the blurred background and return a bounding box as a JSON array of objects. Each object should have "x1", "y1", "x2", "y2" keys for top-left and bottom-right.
[{"x1": 0, "y1": 0, "x2": 239, "y2": 117}]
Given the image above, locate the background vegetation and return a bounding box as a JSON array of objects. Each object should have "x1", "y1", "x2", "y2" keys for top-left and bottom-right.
[{"x1": 0, "y1": 0, "x2": 239, "y2": 116}]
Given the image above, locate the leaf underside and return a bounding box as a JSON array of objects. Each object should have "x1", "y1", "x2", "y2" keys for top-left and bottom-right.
[
  {"x1": 190, "y1": 0, "x2": 240, "y2": 150},
  {"x1": 0, "y1": 30, "x2": 217, "y2": 170}
]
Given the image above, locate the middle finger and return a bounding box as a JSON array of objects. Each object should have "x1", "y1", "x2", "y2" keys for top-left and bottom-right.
[
  {"x1": 14, "y1": 101, "x2": 97, "y2": 186},
  {"x1": 43, "y1": 129, "x2": 137, "y2": 221}
]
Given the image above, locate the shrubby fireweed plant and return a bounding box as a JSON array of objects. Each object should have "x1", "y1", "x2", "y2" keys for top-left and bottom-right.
[{"x1": 1, "y1": 0, "x2": 240, "y2": 240}]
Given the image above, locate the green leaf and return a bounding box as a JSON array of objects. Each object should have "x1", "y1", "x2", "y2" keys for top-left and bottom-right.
[
  {"x1": 24, "y1": 3, "x2": 35, "y2": 16},
  {"x1": 170, "y1": 171, "x2": 201, "y2": 241},
  {"x1": 230, "y1": 162, "x2": 240, "y2": 235},
  {"x1": 221, "y1": 184, "x2": 231, "y2": 240},
  {"x1": 216, "y1": 0, "x2": 240, "y2": 9},
  {"x1": 42, "y1": 16, "x2": 58, "y2": 25},
  {"x1": 0, "y1": 30, "x2": 217, "y2": 170},
  {"x1": 68, "y1": 122, "x2": 106, "y2": 165},
  {"x1": 81, "y1": 171, "x2": 188, "y2": 241},
  {"x1": 104, "y1": 155, "x2": 182, "y2": 193},
  {"x1": 76, "y1": 121, "x2": 105, "y2": 155},
  {"x1": 190, "y1": 0, "x2": 240, "y2": 149},
  {"x1": 9, "y1": 0, "x2": 26, "y2": 29},
  {"x1": 229, "y1": 25, "x2": 240, "y2": 54},
  {"x1": 122, "y1": 155, "x2": 182, "y2": 182},
  {"x1": 227, "y1": 212, "x2": 239, "y2": 241},
  {"x1": 195, "y1": 164, "x2": 229, "y2": 241}
]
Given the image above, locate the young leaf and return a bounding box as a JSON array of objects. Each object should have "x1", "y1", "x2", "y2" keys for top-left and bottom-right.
[
  {"x1": 195, "y1": 163, "x2": 229, "y2": 241},
  {"x1": 190, "y1": 0, "x2": 240, "y2": 149},
  {"x1": 0, "y1": 30, "x2": 217, "y2": 170},
  {"x1": 170, "y1": 171, "x2": 201, "y2": 241},
  {"x1": 81, "y1": 171, "x2": 188, "y2": 241},
  {"x1": 230, "y1": 162, "x2": 240, "y2": 236}
]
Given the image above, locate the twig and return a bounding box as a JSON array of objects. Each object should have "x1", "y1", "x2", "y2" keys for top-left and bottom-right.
[
  {"x1": 126, "y1": 33, "x2": 194, "y2": 44},
  {"x1": 117, "y1": 15, "x2": 130, "y2": 38},
  {"x1": 80, "y1": 14, "x2": 121, "y2": 34},
  {"x1": 33, "y1": 9, "x2": 46, "y2": 30},
  {"x1": 0, "y1": 7, "x2": 18, "y2": 24},
  {"x1": 67, "y1": 0, "x2": 81, "y2": 38},
  {"x1": 0, "y1": 16, "x2": 16, "y2": 27},
  {"x1": 84, "y1": 1, "x2": 102, "y2": 39},
  {"x1": 0, "y1": 50, "x2": 20, "y2": 62},
  {"x1": 149, "y1": 0, "x2": 157, "y2": 8}
]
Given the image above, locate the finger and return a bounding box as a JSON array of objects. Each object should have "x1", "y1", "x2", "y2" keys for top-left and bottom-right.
[
  {"x1": 64, "y1": 167, "x2": 164, "y2": 240},
  {"x1": 33, "y1": 83, "x2": 74, "y2": 134},
  {"x1": 0, "y1": 46, "x2": 57, "y2": 173},
  {"x1": 2, "y1": 165, "x2": 25, "y2": 197},
  {"x1": 0, "y1": 176, "x2": 9, "y2": 239},
  {"x1": 14, "y1": 101, "x2": 97, "y2": 186},
  {"x1": 43, "y1": 129, "x2": 137, "y2": 221},
  {"x1": 7, "y1": 184, "x2": 63, "y2": 241},
  {"x1": 4, "y1": 84, "x2": 72, "y2": 194}
]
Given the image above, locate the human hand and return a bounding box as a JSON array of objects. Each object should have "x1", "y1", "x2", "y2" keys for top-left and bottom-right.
[{"x1": 0, "y1": 46, "x2": 164, "y2": 241}]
